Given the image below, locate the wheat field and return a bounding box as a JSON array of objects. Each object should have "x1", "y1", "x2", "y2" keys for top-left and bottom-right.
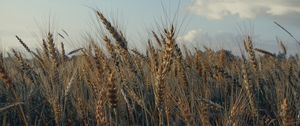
[{"x1": 0, "y1": 11, "x2": 299, "y2": 126}]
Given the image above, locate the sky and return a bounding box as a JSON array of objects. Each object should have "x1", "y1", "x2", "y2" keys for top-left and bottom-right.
[{"x1": 0, "y1": 0, "x2": 299, "y2": 55}]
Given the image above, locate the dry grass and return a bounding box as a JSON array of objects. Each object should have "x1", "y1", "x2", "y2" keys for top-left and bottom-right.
[{"x1": 0, "y1": 11, "x2": 299, "y2": 126}]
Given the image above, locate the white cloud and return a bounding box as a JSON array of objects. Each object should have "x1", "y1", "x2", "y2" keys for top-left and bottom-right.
[
  {"x1": 178, "y1": 29, "x2": 299, "y2": 55},
  {"x1": 188, "y1": 0, "x2": 300, "y2": 20},
  {"x1": 178, "y1": 29, "x2": 243, "y2": 51},
  {"x1": 178, "y1": 29, "x2": 204, "y2": 42}
]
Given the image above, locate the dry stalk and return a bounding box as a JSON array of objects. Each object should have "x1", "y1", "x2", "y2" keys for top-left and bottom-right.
[
  {"x1": 242, "y1": 63, "x2": 258, "y2": 118},
  {"x1": 254, "y1": 48, "x2": 276, "y2": 58}
]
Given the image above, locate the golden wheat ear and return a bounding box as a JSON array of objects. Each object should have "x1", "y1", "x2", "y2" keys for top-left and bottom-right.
[
  {"x1": 47, "y1": 32, "x2": 59, "y2": 67},
  {"x1": 107, "y1": 69, "x2": 118, "y2": 109},
  {"x1": 244, "y1": 36, "x2": 258, "y2": 72},
  {"x1": 61, "y1": 42, "x2": 66, "y2": 62},
  {"x1": 96, "y1": 11, "x2": 128, "y2": 50},
  {"x1": 96, "y1": 90, "x2": 109, "y2": 126},
  {"x1": 15, "y1": 35, "x2": 31, "y2": 53},
  {"x1": 15, "y1": 35, "x2": 44, "y2": 63}
]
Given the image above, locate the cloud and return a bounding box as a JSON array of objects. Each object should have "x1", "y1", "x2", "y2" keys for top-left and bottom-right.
[
  {"x1": 179, "y1": 29, "x2": 237, "y2": 44},
  {"x1": 188, "y1": 0, "x2": 300, "y2": 21},
  {"x1": 178, "y1": 29, "x2": 204, "y2": 42},
  {"x1": 178, "y1": 29, "x2": 243, "y2": 52},
  {"x1": 178, "y1": 29, "x2": 299, "y2": 55}
]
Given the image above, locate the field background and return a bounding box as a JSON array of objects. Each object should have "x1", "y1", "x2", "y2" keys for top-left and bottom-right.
[{"x1": 0, "y1": 1, "x2": 300, "y2": 126}]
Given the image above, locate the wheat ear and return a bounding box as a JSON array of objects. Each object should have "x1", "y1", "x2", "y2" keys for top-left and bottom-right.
[{"x1": 96, "y1": 11, "x2": 128, "y2": 50}]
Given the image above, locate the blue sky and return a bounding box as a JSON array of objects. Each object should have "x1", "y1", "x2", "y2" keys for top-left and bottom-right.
[{"x1": 0, "y1": 0, "x2": 299, "y2": 54}]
